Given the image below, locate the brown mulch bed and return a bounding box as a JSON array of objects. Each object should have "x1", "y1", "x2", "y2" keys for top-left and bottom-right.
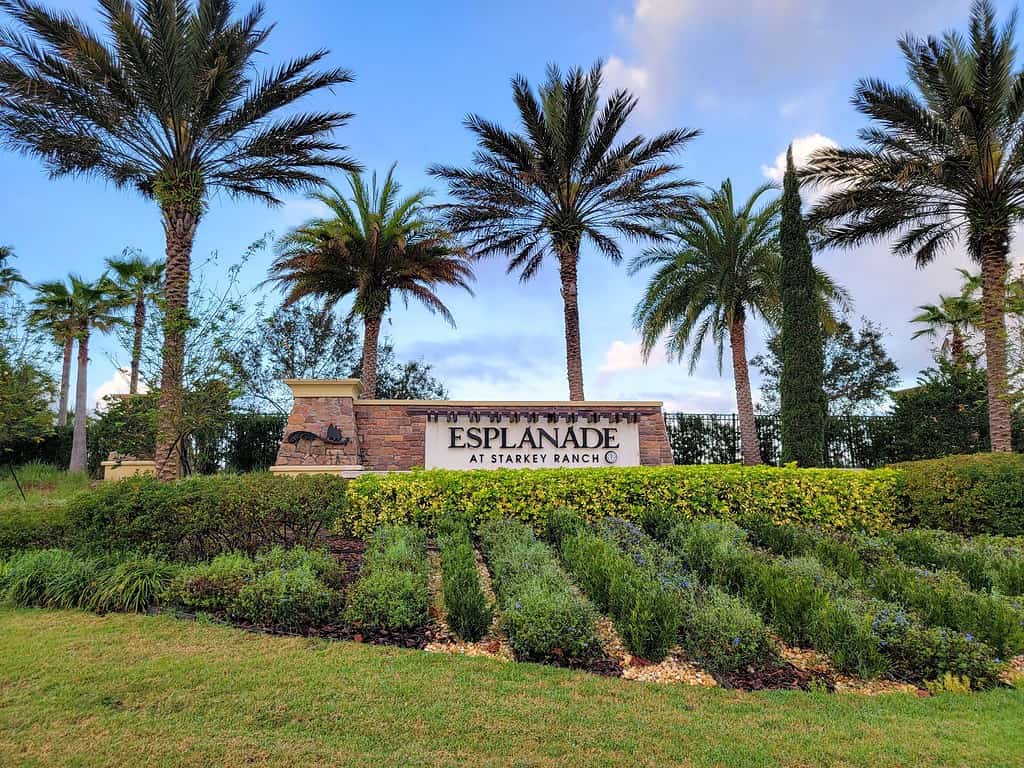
[{"x1": 714, "y1": 658, "x2": 836, "y2": 692}]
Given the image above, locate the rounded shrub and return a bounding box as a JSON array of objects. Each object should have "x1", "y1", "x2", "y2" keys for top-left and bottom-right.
[{"x1": 229, "y1": 567, "x2": 335, "y2": 630}]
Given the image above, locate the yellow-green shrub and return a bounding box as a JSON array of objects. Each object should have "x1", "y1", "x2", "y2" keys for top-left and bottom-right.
[{"x1": 341, "y1": 465, "x2": 904, "y2": 536}]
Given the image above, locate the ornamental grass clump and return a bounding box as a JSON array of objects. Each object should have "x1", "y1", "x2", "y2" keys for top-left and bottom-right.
[
  {"x1": 478, "y1": 520, "x2": 599, "y2": 662},
  {"x1": 345, "y1": 525, "x2": 429, "y2": 631},
  {"x1": 88, "y1": 556, "x2": 179, "y2": 613},
  {"x1": 437, "y1": 521, "x2": 492, "y2": 642}
]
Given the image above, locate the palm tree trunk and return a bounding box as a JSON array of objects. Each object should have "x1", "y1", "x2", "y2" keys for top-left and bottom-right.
[
  {"x1": 951, "y1": 327, "x2": 966, "y2": 368},
  {"x1": 361, "y1": 314, "x2": 382, "y2": 398},
  {"x1": 154, "y1": 205, "x2": 199, "y2": 481},
  {"x1": 558, "y1": 248, "x2": 586, "y2": 401},
  {"x1": 980, "y1": 238, "x2": 1013, "y2": 452},
  {"x1": 69, "y1": 329, "x2": 89, "y2": 473},
  {"x1": 729, "y1": 310, "x2": 762, "y2": 466},
  {"x1": 130, "y1": 291, "x2": 145, "y2": 395},
  {"x1": 56, "y1": 335, "x2": 73, "y2": 426}
]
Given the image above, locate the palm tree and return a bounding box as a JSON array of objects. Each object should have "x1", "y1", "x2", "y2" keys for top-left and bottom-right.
[
  {"x1": 269, "y1": 167, "x2": 474, "y2": 397},
  {"x1": 106, "y1": 251, "x2": 164, "y2": 394},
  {"x1": 28, "y1": 279, "x2": 76, "y2": 426},
  {"x1": 803, "y1": 0, "x2": 1024, "y2": 452},
  {"x1": 911, "y1": 294, "x2": 981, "y2": 366},
  {"x1": 0, "y1": 0, "x2": 357, "y2": 480},
  {"x1": 0, "y1": 246, "x2": 25, "y2": 298},
  {"x1": 430, "y1": 62, "x2": 699, "y2": 400},
  {"x1": 630, "y1": 181, "x2": 847, "y2": 466},
  {"x1": 66, "y1": 275, "x2": 124, "y2": 472}
]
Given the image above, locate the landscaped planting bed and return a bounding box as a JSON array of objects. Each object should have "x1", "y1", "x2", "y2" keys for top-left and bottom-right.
[
  {"x1": 661, "y1": 517, "x2": 1008, "y2": 688},
  {"x1": 477, "y1": 519, "x2": 610, "y2": 671},
  {"x1": 3, "y1": 483, "x2": 1023, "y2": 694}
]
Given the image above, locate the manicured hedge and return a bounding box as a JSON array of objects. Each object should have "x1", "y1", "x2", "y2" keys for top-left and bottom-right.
[
  {"x1": 0, "y1": 499, "x2": 71, "y2": 555},
  {"x1": 895, "y1": 454, "x2": 1024, "y2": 536},
  {"x1": 67, "y1": 473, "x2": 345, "y2": 560},
  {"x1": 342, "y1": 466, "x2": 904, "y2": 536}
]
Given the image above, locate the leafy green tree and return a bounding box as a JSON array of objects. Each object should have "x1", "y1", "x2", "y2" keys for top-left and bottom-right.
[
  {"x1": 889, "y1": 357, "x2": 1013, "y2": 460},
  {"x1": 27, "y1": 279, "x2": 76, "y2": 426},
  {"x1": 0, "y1": 348, "x2": 54, "y2": 454},
  {"x1": 363, "y1": 340, "x2": 447, "y2": 400},
  {"x1": 804, "y1": 0, "x2": 1024, "y2": 451},
  {"x1": 430, "y1": 62, "x2": 699, "y2": 400},
  {"x1": 779, "y1": 147, "x2": 826, "y2": 466},
  {"x1": 106, "y1": 250, "x2": 164, "y2": 394},
  {"x1": 0, "y1": 0, "x2": 356, "y2": 480},
  {"x1": 65, "y1": 275, "x2": 125, "y2": 472},
  {"x1": 753, "y1": 317, "x2": 900, "y2": 416},
  {"x1": 269, "y1": 167, "x2": 473, "y2": 397}
]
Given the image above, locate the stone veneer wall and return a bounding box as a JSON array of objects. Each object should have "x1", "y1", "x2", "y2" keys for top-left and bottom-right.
[{"x1": 271, "y1": 379, "x2": 674, "y2": 473}]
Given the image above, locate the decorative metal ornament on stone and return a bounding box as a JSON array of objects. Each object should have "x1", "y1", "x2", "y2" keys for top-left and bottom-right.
[{"x1": 284, "y1": 423, "x2": 350, "y2": 446}]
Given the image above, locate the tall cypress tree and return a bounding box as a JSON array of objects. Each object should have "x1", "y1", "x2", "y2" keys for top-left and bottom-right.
[{"x1": 780, "y1": 147, "x2": 826, "y2": 466}]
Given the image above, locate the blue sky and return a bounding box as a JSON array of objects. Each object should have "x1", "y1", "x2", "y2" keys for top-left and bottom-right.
[{"x1": 2, "y1": 0, "x2": 1013, "y2": 411}]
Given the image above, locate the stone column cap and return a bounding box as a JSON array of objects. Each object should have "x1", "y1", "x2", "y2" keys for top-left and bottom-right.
[{"x1": 283, "y1": 378, "x2": 362, "y2": 398}]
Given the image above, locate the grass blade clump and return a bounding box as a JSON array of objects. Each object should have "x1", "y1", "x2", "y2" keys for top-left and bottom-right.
[{"x1": 90, "y1": 556, "x2": 179, "y2": 613}]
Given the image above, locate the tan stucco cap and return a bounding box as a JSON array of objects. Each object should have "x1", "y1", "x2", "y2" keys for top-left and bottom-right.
[{"x1": 283, "y1": 378, "x2": 362, "y2": 398}]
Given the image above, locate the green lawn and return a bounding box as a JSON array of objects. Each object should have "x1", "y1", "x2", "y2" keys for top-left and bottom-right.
[{"x1": 0, "y1": 609, "x2": 1020, "y2": 767}]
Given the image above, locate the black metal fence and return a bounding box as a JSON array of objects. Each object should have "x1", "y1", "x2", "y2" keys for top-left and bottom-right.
[{"x1": 663, "y1": 413, "x2": 897, "y2": 468}]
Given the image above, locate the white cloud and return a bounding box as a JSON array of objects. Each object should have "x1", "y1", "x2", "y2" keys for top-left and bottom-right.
[
  {"x1": 93, "y1": 368, "x2": 147, "y2": 412},
  {"x1": 761, "y1": 133, "x2": 838, "y2": 183},
  {"x1": 602, "y1": 56, "x2": 651, "y2": 99},
  {"x1": 598, "y1": 339, "x2": 666, "y2": 378}
]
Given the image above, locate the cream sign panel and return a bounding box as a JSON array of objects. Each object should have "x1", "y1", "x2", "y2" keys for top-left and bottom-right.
[{"x1": 424, "y1": 416, "x2": 640, "y2": 469}]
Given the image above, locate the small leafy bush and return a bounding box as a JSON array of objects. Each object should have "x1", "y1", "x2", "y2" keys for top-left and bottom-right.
[
  {"x1": 343, "y1": 465, "x2": 904, "y2": 537},
  {"x1": 67, "y1": 473, "x2": 345, "y2": 561},
  {"x1": 866, "y1": 563, "x2": 1024, "y2": 658},
  {"x1": 230, "y1": 567, "x2": 335, "y2": 630},
  {"x1": 255, "y1": 546, "x2": 344, "y2": 589},
  {"x1": 170, "y1": 553, "x2": 256, "y2": 612},
  {"x1": 665, "y1": 519, "x2": 888, "y2": 677},
  {"x1": 437, "y1": 522, "x2": 492, "y2": 642},
  {"x1": 478, "y1": 520, "x2": 599, "y2": 662},
  {"x1": 680, "y1": 587, "x2": 772, "y2": 674},
  {"x1": 887, "y1": 528, "x2": 1024, "y2": 596},
  {"x1": 870, "y1": 606, "x2": 1001, "y2": 689},
  {"x1": 345, "y1": 525, "x2": 429, "y2": 631},
  {"x1": 895, "y1": 453, "x2": 1024, "y2": 536}
]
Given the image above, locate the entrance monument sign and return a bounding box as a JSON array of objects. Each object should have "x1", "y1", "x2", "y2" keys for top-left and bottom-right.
[{"x1": 270, "y1": 379, "x2": 672, "y2": 476}]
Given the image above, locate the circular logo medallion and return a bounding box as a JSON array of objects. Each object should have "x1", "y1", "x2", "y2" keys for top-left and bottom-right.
[{"x1": 604, "y1": 450, "x2": 619, "y2": 464}]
